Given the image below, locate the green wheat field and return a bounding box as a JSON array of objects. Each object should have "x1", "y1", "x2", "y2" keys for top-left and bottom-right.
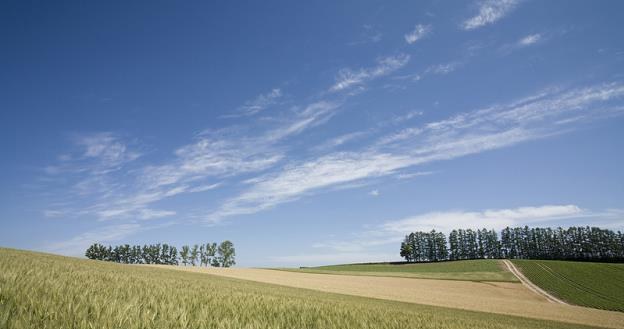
[{"x1": 512, "y1": 259, "x2": 624, "y2": 312}]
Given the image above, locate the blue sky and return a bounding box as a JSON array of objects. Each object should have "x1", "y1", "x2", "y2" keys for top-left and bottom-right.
[{"x1": 1, "y1": 0, "x2": 624, "y2": 267}]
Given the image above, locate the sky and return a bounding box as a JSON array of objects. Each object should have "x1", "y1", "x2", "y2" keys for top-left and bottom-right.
[{"x1": 1, "y1": 0, "x2": 624, "y2": 267}]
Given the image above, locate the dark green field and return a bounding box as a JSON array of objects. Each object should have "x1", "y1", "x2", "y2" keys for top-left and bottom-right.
[
  {"x1": 280, "y1": 259, "x2": 518, "y2": 282},
  {"x1": 512, "y1": 260, "x2": 624, "y2": 312},
  {"x1": 0, "y1": 248, "x2": 603, "y2": 329}
]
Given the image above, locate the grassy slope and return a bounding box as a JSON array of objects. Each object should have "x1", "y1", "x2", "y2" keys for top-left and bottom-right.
[
  {"x1": 279, "y1": 259, "x2": 518, "y2": 282},
  {"x1": 0, "y1": 248, "x2": 596, "y2": 329},
  {"x1": 513, "y1": 260, "x2": 624, "y2": 312}
]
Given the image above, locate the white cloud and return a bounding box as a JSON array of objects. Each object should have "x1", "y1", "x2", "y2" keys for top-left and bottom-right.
[
  {"x1": 172, "y1": 137, "x2": 283, "y2": 179},
  {"x1": 381, "y1": 205, "x2": 584, "y2": 234},
  {"x1": 330, "y1": 54, "x2": 410, "y2": 92},
  {"x1": 78, "y1": 133, "x2": 141, "y2": 171},
  {"x1": 204, "y1": 83, "x2": 624, "y2": 222},
  {"x1": 369, "y1": 189, "x2": 380, "y2": 196},
  {"x1": 264, "y1": 101, "x2": 339, "y2": 143},
  {"x1": 404, "y1": 24, "x2": 431, "y2": 44},
  {"x1": 518, "y1": 33, "x2": 541, "y2": 46},
  {"x1": 43, "y1": 97, "x2": 341, "y2": 222},
  {"x1": 462, "y1": 0, "x2": 520, "y2": 30},
  {"x1": 395, "y1": 171, "x2": 434, "y2": 180},
  {"x1": 396, "y1": 61, "x2": 462, "y2": 85},
  {"x1": 44, "y1": 133, "x2": 140, "y2": 176},
  {"x1": 376, "y1": 127, "x2": 423, "y2": 146},
  {"x1": 205, "y1": 151, "x2": 413, "y2": 221},
  {"x1": 499, "y1": 33, "x2": 545, "y2": 54},
  {"x1": 137, "y1": 209, "x2": 176, "y2": 220},
  {"x1": 425, "y1": 62, "x2": 462, "y2": 75},
  {"x1": 313, "y1": 131, "x2": 368, "y2": 152},
  {"x1": 391, "y1": 110, "x2": 423, "y2": 124}
]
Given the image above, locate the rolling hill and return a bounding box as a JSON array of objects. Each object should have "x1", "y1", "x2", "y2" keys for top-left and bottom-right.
[
  {"x1": 280, "y1": 259, "x2": 518, "y2": 282},
  {"x1": 0, "y1": 247, "x2": 616, "y2": 329}
]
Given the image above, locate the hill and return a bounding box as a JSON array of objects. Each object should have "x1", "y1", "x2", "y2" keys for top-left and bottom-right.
[
  {"x1": 513, "y1": 259, "x2": 624, "y2": 312},
  {"x1": 280, "y1": 259, "x2": 518, "y2": 282},
  {"x1": 0, "y1": 247, "x2": 614, "y2": 329}
]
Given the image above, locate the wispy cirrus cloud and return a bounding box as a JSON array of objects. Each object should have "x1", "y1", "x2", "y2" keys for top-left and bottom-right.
[
  {"x1": 78, "y1": 133, "x2": 140, "y2": 167},
  {"x1": 137, "y1": 101, "x2": 339, "y2": 191},
  {"x1": 44, "y1": 132, "x2": 140, "y2": 176},
  {"x1": 43, "y1": 50, "x2": 412, "y2": 224},
  {"x1": 225, "y1": 88, "x2": 283, "y2": 118},
  {"x1": 330, "y1": 54, "x2": 410, "y2": 92},
  {"x1": 45, "y1": 83, "x2": 624, "y2": 226},
  {"x1": 425, "y1": 61, "x2": 462, "y2": 75},
  {"x1": 518, "y1": 33, "x2": 542, "y2": 46},
  {"x1": 404, "y1": 24, "x2": 431, "y2": 44},
  {"x1": 462, "y1": 0, "x2": 520, "y2": 31},
  {"x1": 42, "y1": 98, "x2": 341, "y2": 224},
  {"x1": 263, "y1": 101, "x2": 340, "y2": 143},
  {"x1": 499, "y1": 33, "x2": 545, "y2": 54},
  {"x1": 393, "y1": 60, "x2": 463, "y2": 83},
  {"x1": 395, "y1": 171, "x2": 434, "y2": 180},
  {"x1": 312, "y1": 131, "x2": 368, "y2": 152},
  {"x1": 204, "y1": 82, "x2": 624, "y2": 223},
  {"x1": 390, "y1": 110, "x2": 423, "y2": 124}
]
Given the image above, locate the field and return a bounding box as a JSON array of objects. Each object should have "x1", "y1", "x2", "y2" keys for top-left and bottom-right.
[
  {"x1": 1, "y1": 248, "x2": 621, "y2": 329},
  {"x1": 167, "y1": 265, "x2": 624, "y2": 328},
  {"x1": 512, "y1": 260, "x2": 624, "y2": 312},
  {"x1": 279, "y1": 259, "x2": 518, "y2": 282}
]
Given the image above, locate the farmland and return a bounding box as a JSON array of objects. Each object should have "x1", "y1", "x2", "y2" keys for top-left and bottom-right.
[
  {"x1": 512, "y1": 260, "x2": 624, "y2": 312},
  {"x1": 2, "y1": 248, "x2": 622, "y2": 329},
  {"x1": 164, "y1": 266, "x2": 624, "y2": 328},
  {"x1": 280, "y1": 259, "x2": 518, "y2": 282}
]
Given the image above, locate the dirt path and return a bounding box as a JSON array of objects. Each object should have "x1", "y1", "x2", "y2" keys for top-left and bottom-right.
[
  {"x1": 154, "y1": 265, "x2": 624, "y2": 329},
  {"x1": 502, "y1": 259, "x2": 568, "y2": 305}
]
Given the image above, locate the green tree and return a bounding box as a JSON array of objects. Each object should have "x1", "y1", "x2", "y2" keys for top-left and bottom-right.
[
  {"x1": 85, "y1": 243, "x2": 97, "y2": 260},
  {"x1": 169, "y1": 246, "x2": 178, "y2": 265},
  {"x1": 400, "y1": 240, "x2": 413, "y2": 262},
  {"x1": 190, "y1": 244, "x2": 199, "y2": 266},
  {"x1": 199, "y1": 244, "x2": 206, "y2": 266},
  {"x1": 206, "y1": 242, "x2": 217, "y2": 267},
  {"x1": 180, "y1": 245, "x2": 190, "y2": 266},
  {"x1": 217, "y1": 240, "x2": 236, "y2": 267}
]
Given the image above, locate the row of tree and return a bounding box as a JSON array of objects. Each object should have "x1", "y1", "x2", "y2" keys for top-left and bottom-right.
[
  {"x1": 85, "y1": 241, "x2": 236, "y2": 267},
  {"x1": 400, "y1": 226, "x2": 624, "y2": 262}
]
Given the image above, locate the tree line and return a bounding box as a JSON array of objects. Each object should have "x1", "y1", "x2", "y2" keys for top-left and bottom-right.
[
  {"x1": 85, "y1": 241, "x2": 236, "y2": 267},
  {"x1": 400, "y1": 226, "x2": 624, "y2": 262}
]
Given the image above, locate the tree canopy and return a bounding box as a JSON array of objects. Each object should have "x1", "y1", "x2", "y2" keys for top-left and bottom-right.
[
  {"x1": 401, "y1": 226, "x2": 624, "y2": 262},
  {"x1": 85, "y1": 241, "x2": 236, "y2": 267}
]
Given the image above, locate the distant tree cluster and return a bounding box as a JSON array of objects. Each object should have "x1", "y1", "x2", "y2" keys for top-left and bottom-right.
[
  {"x1": 85, "y1": 241, "x2": 236, "y2": 267},
  {"x1": 401, "y1": 226, "x2": 624, "y2": 262},
  {"x1": 399, "y1": 231, "x2": 448, "y2": 262}
]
